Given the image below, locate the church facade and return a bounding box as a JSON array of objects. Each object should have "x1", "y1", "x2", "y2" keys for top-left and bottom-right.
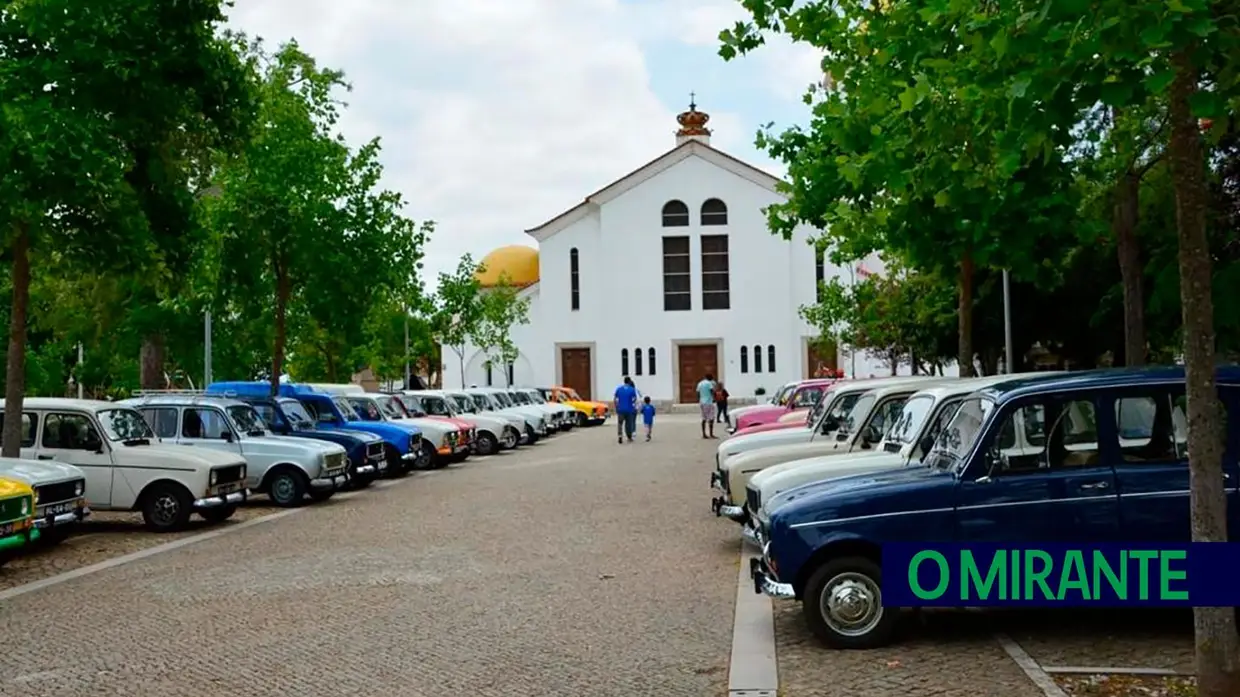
[{"x1": 441, "y1": 102, "x2": 891, "y2": 403}]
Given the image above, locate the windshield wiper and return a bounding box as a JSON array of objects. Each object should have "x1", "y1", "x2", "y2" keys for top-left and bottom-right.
[
  {"x1": 247, "y1": 429, "x2": 266, "y2": 436},
  {"x1": 123, "y1": 437, "x2": 151, "y2": 446}
]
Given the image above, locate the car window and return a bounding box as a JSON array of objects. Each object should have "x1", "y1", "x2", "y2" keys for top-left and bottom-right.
[
  {"x1": 228, "y1": 406, "x2": 267, "y2": 434},
  {"x1": 0, "y1": 412, "x2": 39, "y2": 448},
  {"x1": 794, "y1": 387, "x2": 822, "y2": 408},
  {"x1": 375, "y1": 397, "x2": 405, "y2": 419},
  {"x1": 42, "y1": 413, "x2": 102, "y2": 450},
  {"x1": 1171, "y1": 393, "x2": 1226, "y2": 461},
  {"x1": 425, "y1": 397, "x2": 452, "y2": 416},
  {"x1": 988, "y1": 399, "x2": 1099, "y2": 475},
  {"x1": 837, "y1": 394, "x2": 876, "y2": 436},
  {"x1": 825, "y1": 392, "x2": 861, "y2": 424},
  {"x1": 252, "y1": 402, "x2": 278, "y2": 425},
  {"x1": 923, "y1": 399, "x2": 964, "y2": 449},
  {"x1": 139, "y1": 407, "x2": 179, "y2": 438},
  {"x1": 349, "y1": 398, "x2": 384, "y2": 421},
  {"x1": 333, "y1": 397, "x2": 359, "y2": 420},
  {"x1": 866, "y1": 396, "x2": 909, "y2": 440},
  {"x1": 182, "y1": 408, "x2": 232, "y2": 439},
  {"x1": 884, "y1": 395, "x2": 934, "y2": 445},
  {"x1": 281, "y1": 400, "x2": 315, "y2": 427}
]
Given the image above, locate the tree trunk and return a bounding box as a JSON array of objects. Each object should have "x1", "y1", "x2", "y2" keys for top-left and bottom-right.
[
  {"x1": 270, "y1": 260, "x2": 290, "y2": 397},
  {"x1": 889, "y1": 352, "x2": 898, "y2": 376},
  {"x1": 957, "y1": 253, "x2": 975, "y2": 377},
  {"x1": 1113, "y1": 168, "x2": 1147, "y2": 366},
  {"x1": 457, "y1": 349, "x2": 465, "y2": 387},
  {"x1": 1167, "y1": 48, "x2": 1240, "y2": 697},
  {"x1": 139, "y1": 334, "x2": 166, "y2": 390},
  {"x1": 2, "y1": 223, "x2": 31, "y2": 459}
]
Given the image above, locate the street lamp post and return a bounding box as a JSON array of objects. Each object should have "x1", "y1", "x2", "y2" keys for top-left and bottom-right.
[{"x1": 1002, "y1": 269, "x2": 1014, "y2": 374}]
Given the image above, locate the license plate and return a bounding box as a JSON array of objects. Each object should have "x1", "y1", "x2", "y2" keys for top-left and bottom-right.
[
  {"x1": 42, "y1": 501, "x2": 77, "y2": 516},
  {"x1": 0, "y1": 521, "x2": 19, "y2": 536},
  {"x1": 216, "y1": 483, "x2": 240, "y2": 495}
]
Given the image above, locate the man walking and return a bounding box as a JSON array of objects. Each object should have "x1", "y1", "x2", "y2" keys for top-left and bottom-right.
[
  {"x1": 614, "y1": 376, "x2": 639, "y2": 443},
  {"x1": 697, "y1": 373, "x2": 718, "y2": 439}
]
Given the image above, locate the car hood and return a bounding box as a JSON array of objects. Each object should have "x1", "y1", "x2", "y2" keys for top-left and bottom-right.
[
  {"x1": 501, "y1": 406, "x2": 543, "y2": 421},
  {"x1": 718, "y1": 427, "x2": 816, "y2": 466},
  {"x1": 0, "y1": 477, "x2": 32, "y2": 497},
  {"x1": 455, "y1": 413, "x2": 508, "y2": 432},
  {"x1": 0, "y1": 457, "x2": 84, "y2": 484},
  {"x1": 737, "y1": 405, "x2": 784, "y2": 421},
  {"x1": 394, "y1": 417, "x2": 450, "y2": 437},
  {"x1": 724, "y1": 438, "x2": 853, "y2": 475},
  {"x1": 124, "y1": 442, "x2": 245, "y2": 468},
  {"x1": 776, "y1": 408, "x2": 811, "y2": 424},
  {"x1": 754, "y1": 451, "x2": 907, "y2": 506},
  {"x1": 768, "y1": 464, "x2": 953, "y2": 527},
  {"x1": 431, "y1": 416, "x2": 474, "y2": 430},
  {"x1": 244, "y1": 435, "x2": 344, "y2": 456},
  {"x1": 343, "y1": 420, "x2": 421, "y2": 438},
  {"x1": 335, "y1": 429, "x2": 384, "y2": 444},
  {"x1": 729, "y1": 403, "x2": 771, "y2": 420},
  {"x1": 735, "y1": 421, "x2": 803, "y2": 437}
]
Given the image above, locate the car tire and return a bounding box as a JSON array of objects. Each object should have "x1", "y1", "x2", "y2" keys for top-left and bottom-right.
[
  {"x1": 475, "y1": 431, "x2": 499, "y2": 455},
  {"x1": 503, "y1": 427, "x2": 521, "y2": 449},
  {"x1": 576, "y1": 411, "x2": 587, "y2": 427},
  {"x1": 350, "y1": 472, "x2": 376, "y2": 489},
  {"x1": 308, "y1": 488, "x2": 335, "y2": 503},
  {"x1": 38, "y1": 527, "x2": 72, "y2": 547},
  {"x1": 384, "y1": 444, "x2": 410, "y2": 477},
  {"x1": 525, "y1": 424, "x2": 538, "y2": 444},
  {"x1": 419, "y1": 439, "x2": 438, "y2": 469},
  {"x1": 199, "y1": 504, "x2": 238, "y2": 524},
  {"x1": 266, "y1": 468, "x2": 309, "y2": 507},
  {"x1": 802, "y1": 556, "x2": 898, "y2": 650},
  {"x1": 141, "y1": 483, "x2": 194, "y2": 532}
]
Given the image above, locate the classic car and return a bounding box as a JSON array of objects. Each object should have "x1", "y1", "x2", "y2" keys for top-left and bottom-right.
[
  {"x1": 712, "y1": 380, "x2": 941, "y2": 522},
  {"x1": 741, "y1": 375, "x2": 1046, "y2": 546},
  {"x1": 220, "y1": 383, "x2": 428, "y2": 475},
  {"x1": 511, "y1": 387, "x2": 575, "y2": 431},
  {"x1": 441, "y1": 390, "x2": 527, "y2": 448},
  {"x1": 544, "y1": 386, "x2": 608, "y2": 426},
  {"x1": 316, "y1": 388, "x2": 465, "y2": 468},
  {"x1": 0, "y1": 398, "x2": 248, "y2": 531},
  {"x1": 207, "y1": 384, "x2": 388, "y2": 488},
  {"x1": 732, "y1": 379, "x2": 838, "y2": 433},
  {"x1": 457, "y1": 391, "x2": 533, "y2": 444},
  {"x1": 466, "y1": 389, "x2": 547, "y2": 443},
  {"x1": 737, "y1": 389, "x2": 838, "y2": 436},
  {"x1": 749, "y1": 366, "x2": 1240, "y2": 649},
  {"x1": 502, "y1": 388, "x2": 563, "y2": 432},
  {"x1": 0, "y1": 476, "x2": 37, "y2": 564},
  {"x1": 126, "y1": 394, "x2": 350, "y2": 507},
  {"x1": 0, "y1": 451, "x2": 90, "y2": 545},
  {"x1": 364, "y1": 391, "x2": 473, "y2": 464},
  {"x1": 403, "y1": 390, "x2": 518, "y2": 455},
  {"x1": 729, "y1": 382, "x2": 799, "y2": 424}
]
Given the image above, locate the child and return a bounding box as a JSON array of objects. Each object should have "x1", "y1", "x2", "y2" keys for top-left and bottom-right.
[{"x1": 641, "y1": 396, "x2": 656, "y2": 441}]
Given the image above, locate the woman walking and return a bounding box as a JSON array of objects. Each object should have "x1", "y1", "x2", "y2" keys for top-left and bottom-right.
[{"x1": 714, "y1": 381, "x2": 730, "y2": 427}]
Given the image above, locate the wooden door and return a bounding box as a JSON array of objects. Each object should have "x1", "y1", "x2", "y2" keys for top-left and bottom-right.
[
  {"x1": 561, "y1": 348, "x2": 592, "y2": 401},
  {"x1": 807, "y1": 341, "x2": 838, "y2": 378},
  {"x1": 677, "y1": 344, "x2": 719, "y2": 403}
]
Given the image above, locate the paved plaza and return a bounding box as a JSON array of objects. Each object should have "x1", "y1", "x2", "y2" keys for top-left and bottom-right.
[{"x1": 0, "y1": 414, "x2": 1197, "y2": 697}]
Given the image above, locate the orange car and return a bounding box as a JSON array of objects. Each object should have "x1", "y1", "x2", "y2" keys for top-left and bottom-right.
[{"x1": 542, "y1": 386, "x2": 609, "y2": 426}]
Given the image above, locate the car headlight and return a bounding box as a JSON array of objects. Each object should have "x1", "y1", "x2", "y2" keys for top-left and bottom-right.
[
  {"x1": 21, "y1": 497, "x2": 29, "y2": 515},
  {"x1": 74, "y1": 481, "x2": 84, "y2": 496},
  {"x1": 209, "y1": 470, "x2": 218, "y2": 486},
  {"x1": 32, "y1": 488, "x2": 39, "y2": 504},
  {"x1": 410, "y1": 434, "x2": 419, "y2": 450}
]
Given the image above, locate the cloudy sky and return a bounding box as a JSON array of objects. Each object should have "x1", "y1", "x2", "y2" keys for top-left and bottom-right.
[{"x1": 227, "y1": 0, "x2": 822, "y2": 289}]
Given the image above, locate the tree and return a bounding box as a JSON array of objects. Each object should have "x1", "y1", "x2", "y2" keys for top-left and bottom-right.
[
  {"x1": 0, "y1": 0, "x2": 252, "y2": 456},
  {"x1": 473, "y1": 277, "x2": 531, "y2": 387},
  {"x1": 205, "y1": 40, "x2": 353, "y2": 397},
  {"x1": 433, "y1": 255, "x2": 485, "y2": 385}
]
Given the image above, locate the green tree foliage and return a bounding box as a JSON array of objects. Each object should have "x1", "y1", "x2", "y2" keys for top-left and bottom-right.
[
  {"x1": 473, "y1": 278, "x2": 531, "y2": 386},
  {"x1": 433, "y1": 255, "x2": 485, "y2": 385}
]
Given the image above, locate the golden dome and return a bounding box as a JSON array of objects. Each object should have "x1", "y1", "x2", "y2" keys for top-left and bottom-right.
[
  {"x1": 676, "y1": 96, "x2": 711, "y2": 137},
  {"x1": 475, "y1": 245, "x2": 540, "y2": 288}
]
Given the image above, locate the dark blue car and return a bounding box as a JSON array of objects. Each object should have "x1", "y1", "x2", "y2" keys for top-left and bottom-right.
[
  {"x1": 751, "y1": 366, "x2": 1240, "y2": 649},
  {"x1": 207, "y1": 381, "x2": 429, "y2": 474}
]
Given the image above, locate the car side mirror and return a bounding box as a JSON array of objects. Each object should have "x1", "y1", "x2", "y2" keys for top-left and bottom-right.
[
  {"x1": 864, "y1": 424, "x2": 882, "y2": 444},
  {"x1": 84, "y1": 432, "x2": 103, "y2": 452},
  {"x1": 820, "y1": 417, "x2": 837, "y2": 434},
  {"x1": 222, "y1": 431, "x2": 234, "y2": 443}
]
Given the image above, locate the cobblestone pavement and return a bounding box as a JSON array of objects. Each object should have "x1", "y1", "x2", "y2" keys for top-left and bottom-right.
[
  {"x1": 0, "y1": 415, "x2": 737, "y2": 697},
  {"x1": 999, "y1": 608, "x2": 1194, "y2": 673}
]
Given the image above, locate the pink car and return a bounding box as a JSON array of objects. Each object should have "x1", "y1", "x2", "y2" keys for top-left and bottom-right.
[{"x1": 732, "y1": 378, "x2": 836, "y2": 432}]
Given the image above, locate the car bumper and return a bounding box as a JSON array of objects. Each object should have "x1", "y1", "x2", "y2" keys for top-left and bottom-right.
[
  {"x1": 194, "y1": 490, "x2": 247, "y2": 509},
  {"x1": 749, "y1": 556, "x2": 795, "y2": 599},
  {"x1": 312, "y1": 469, "x2": 350, "y2": 489},
  {"x1": 354, "y1": 462, "x2": 378, "y2": 476},
  {"x1": 33, "y1": 502, "x2": 91, "y2": 529},
  {"x1": 438, "y1": 444, "x2": 470, "y2": 456},
  {"x1": 741, "y1": 519, "x2": 763, "y2": 548}
]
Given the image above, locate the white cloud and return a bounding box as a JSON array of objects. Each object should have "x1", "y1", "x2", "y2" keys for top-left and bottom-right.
[{"x1": 226, "y1": 0, "x2": 817, "y2": 291}]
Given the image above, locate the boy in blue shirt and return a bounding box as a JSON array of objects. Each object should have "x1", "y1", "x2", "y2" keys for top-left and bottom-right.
[{"x1": 641, "y1": 396, "x2": 655, "y2": 441}]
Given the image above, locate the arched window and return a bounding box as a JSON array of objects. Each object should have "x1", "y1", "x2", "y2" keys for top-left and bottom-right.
[
  {"x1": 634, "y1": 347, "x2": 643, "y2": 375},
  {"x1": 753, "y1": 344, "x2": 763, "y2": 373},
  {"x1": 740, "y1": 346, "x2": 749, "y2": 374},
  {"x1": 648, "y1": 348, "x2": 657, "y2": 376},
  {"x1": 570, "y1": 248, "x2": 580, "y2": 311},
  {"x1": 700, "y1": 198, "x2": 728, "y2": 226},
  {"x1": 621, "y1": 348, "x2": 630, "y2": 376},
  {"x1": 767, "y1": 345, "x2": 776, "y2": 373},
  {"x1": 661, "y1": 200, "x2": 689, "y2": 227},
  {"x1": 485, "y1": 361, "x2": 493, "y2": 386},
  {"x1": 506, "y1": 361, "x2": 515, "y2": 386}
]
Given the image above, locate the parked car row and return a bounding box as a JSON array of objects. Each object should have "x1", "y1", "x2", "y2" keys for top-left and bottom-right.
[
  {"x1": 0, "y1": 380, "x2": 609, "y2": 568},
  {"x1": 710, "y1": 367, "x2": 1240, "y2": 650}
]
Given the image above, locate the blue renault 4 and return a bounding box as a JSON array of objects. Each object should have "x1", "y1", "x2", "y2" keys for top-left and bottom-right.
[{"x1": 750, "y1": 366, "x2": 1240, "y2": 649}]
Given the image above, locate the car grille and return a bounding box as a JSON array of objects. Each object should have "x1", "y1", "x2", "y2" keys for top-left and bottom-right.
[
  {"x1": 367, "y1": 442, "x2": 384, "y2": 460},
  {"x1": 718, "y1": 468, "x2": 730, "y2": 495},
  {"x1": 213, "y1": 464, "x2": 245, "y2": 485},
  {"x1": 326, "y1": 452, "x2": 347, "y2": 470},
  {"x1": 746, "y1": 486, "x2": 761, "y2": 513},
  {"x1": 459, "y1": 428, "x2": 471, "y2": 444},
  {"x1": 36, "y1": 480, "x2": 82, "y2": 506},
  {"x1": 447, "y1": 431, "x2": 459, "y2": 446},
  {"x1": 0, "y1": 495, "x2": 28, "y2": 523}
]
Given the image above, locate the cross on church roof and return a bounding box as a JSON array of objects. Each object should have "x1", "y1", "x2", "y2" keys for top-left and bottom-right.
[{"x1": 689, "y1": 91, "x2": 696, "y2": 109}]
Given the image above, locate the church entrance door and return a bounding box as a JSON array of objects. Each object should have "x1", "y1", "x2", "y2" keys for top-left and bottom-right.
[
  {"x1": 561, "y1": 347, "x2": 592, "y2": 401},
  {"x1": 677, "y1": 344, "x2": 718, "y2": 404}
]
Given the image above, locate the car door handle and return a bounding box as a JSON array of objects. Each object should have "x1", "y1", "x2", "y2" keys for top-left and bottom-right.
[
  {"x1": 36, "y1": 455, "x2": 54, "y2": 460},
  {"x1": 1080, "y1": 481, "x2": 1110, "y2": 491}
]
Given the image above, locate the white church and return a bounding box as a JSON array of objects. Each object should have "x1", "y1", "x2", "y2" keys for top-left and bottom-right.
[{"x1": 441, "y1": 101, "x2": 892, "y2": 404}]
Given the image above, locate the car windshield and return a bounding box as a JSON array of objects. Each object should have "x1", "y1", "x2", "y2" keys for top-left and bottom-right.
[
  {"x1": 334, "y1": 397, "x2": 361, "y2": 421},
  {"x1": 467, "y1": 394, "x2": 489, "y2": 411},
  {"x1": 928, "y1": 396, "x2": 994, "y2": 470},
  {"x1": 375, "y1": 396, "x2": 407, "y2": 419},
  {"x1": 566, "y1": 389, "x2": 583, "y2": 401},
  {"x1": 98, "y1": 408, "x2": 156, "y2": 441},
  {"x1": 884, "y1": 395, "x2": 935, "y2": 445},
  {"x1": 348, "y1": 397, "x2": 386, "y2": 421},
  {"x1": 227, "y1": 405, "x2": 268, "y2": 435},
  {"x1": 817, "y1": 391, "x2": 861, "y2": 431},
  {"x1": 509, "y1": 391, "x2": 529, "y2": 405},
  {"x1": 421, "y1": 395, "x2": 453, "y2": 416},
  {"x1": 525, "y1": 390, "x2": 546, "y2": 404},
  {"x1": 493, "y1": 392, "x2": 514, "y2": 407},
  {"x1": 449, "y1": 395, "x2": 475, "y2": 413},
  {"x1": 280, "y1": 399, "x2": 316, "y2": 428},
  {"x1": 836, "y1": 393, "x2": 876, "y2": 436}
]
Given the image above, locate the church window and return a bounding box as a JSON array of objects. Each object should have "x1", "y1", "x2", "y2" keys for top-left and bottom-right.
[
  {"x1": 753, "y1": 344, "x2": 763, "y2": 372},
  {"x1": 661, "y1": 200, "x2": 689, "y2": 227},
  {"x1": 768, "y1": 345, "x2": 776, "y2": 373},
  {"x1": 621, "y1": 348, "x2": 630, "y2": 376},
  {"x1": 815, "y1": 246, "x2": 825, "y2": 302},
  {"x1": 634, "y1": 347, "x2": 643, "y2": 375},
  {"x1": 485, "y1": 361, "x2": 493, "y2": 386},
  {"x1": 570, "y1": 248, "x2": 580, "y2": 311},
  {"x1": 663, "y1": 236, "x2": 691, "y2": 311},
  {"x1": 740, "y1": 346, "x2": 749, "y2": 373},
  {"x1": 506, "y1": 362, "x2": 515, "y2": 386},
  {"x1": 701, "y1": 234, "x2": 730, "y2": 310},
  {"x1": 648, "y1": 348, "x2": 656, "y2": 375},
  {"x1": 701, "y1": 198, "x2": 728, "y2": 226}
]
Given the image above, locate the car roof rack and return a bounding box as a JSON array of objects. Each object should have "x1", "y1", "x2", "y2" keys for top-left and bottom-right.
[{"x1": 130, "y1": 389, "x2": 230, "y2": 406}]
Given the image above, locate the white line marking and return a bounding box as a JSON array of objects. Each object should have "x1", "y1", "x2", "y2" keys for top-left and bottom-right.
[
  {"x1": 1041, "y1": 666, "x2": 1192, "y2": 676},
  {"x1": 996, "y1": 633, "x2": 1070, "y2": 697},
  {"x1": 0, "y1": 477, "x2": 412, "y2": 602},
  {"x1": 728, "y1": 546, "x2": 778, "y2": 697}
]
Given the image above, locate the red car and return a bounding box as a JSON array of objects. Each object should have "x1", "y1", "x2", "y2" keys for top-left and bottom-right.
[{"x1": 731, "y1": 378, "x2": 838, "y2": 432}]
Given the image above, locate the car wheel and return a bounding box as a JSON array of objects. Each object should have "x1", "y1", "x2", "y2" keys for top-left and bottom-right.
[
  {"x1": 308, "y1": 488, "x2": 335, "y2": 503},
  {"x1": 475, "y1": 431, "x2": 499, "y2": 455},
  {"x1": 503, "y1": 427, "x2": 520, "y2": 449},
  {"x1": 576, "y1": 411, "x2": 587, "y2": 427},
  {"x1": 141, "y1": 483, "x2": 194, "y2": 532},
  {"x1": 350, "y1": 471, "x2": 376, "y2": 489},
  {"x1": 525, "y1": 424, "x2": 538, "y2": 444},
  {"x1": 802, "y1": 556, "x2": 898, "y2": 649},
  {"x1": 199, "y1": 504, "x2": 238, "y2": 524},
  {"x1": 38, "y1": 527, "x2": 72, "y2": 547},
  {"x1": 267, "y1": 469, "x2": 309, "y2": 507},
  {"x1": 419, "y1": 439, "x2": 438, "y2": 469}
]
